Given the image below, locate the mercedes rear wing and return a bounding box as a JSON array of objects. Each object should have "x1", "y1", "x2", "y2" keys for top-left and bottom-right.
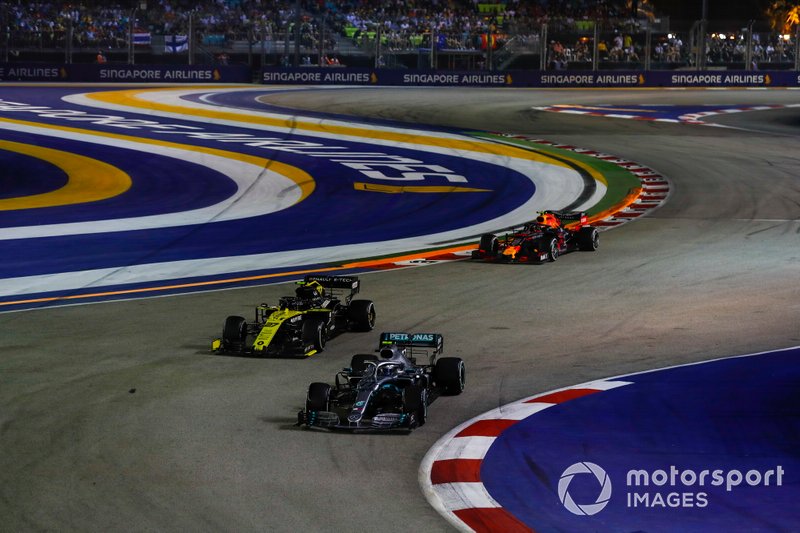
[{"x1": 379, "y1": 332, "x2": 444, "y2": 364}]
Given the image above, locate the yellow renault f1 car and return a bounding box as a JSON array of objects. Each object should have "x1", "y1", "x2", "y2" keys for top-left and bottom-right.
[{"x1": 211, "y1": 275, "x2": 376, "y2": 357}]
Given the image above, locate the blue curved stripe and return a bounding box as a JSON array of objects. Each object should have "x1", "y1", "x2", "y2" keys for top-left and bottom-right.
[
  {"x1": 535, "y1": 103, "x2": 774, "y2": 122},
  {"x1": 481, "y1": 347, "x2": 800, "y2": 531},
  {"x1": 0, "y1": 147, "x2": 68, "y2": 199},
  {"x1": 0, "y1": 130, "x2": 238, "y2": 226},
  {"x1": 0, "y1": 88, "x2": 535, "y2": 280}
]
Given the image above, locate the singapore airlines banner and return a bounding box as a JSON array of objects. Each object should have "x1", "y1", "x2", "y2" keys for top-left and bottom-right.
[
  {"x1": 0, "y1": 63, "x2": 797, "y2": 87},
  {"x1": 0, "y1": 63, "x2": 250, "y2": 83},
  {"x1": 260, "y1": 67, "x2": 800, "y2": 88}
]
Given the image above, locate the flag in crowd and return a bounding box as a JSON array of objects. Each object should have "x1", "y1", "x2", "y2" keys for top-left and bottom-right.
[
  {"x1": 133, "y1": 32, "x2": 151, "y2": 46},
  {"x1": 165, "y1": 35, "x2": 189, "y2": 53}
]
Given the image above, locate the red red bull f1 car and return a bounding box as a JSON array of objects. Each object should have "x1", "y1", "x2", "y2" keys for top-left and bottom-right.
[{"x1": 472, "y1": 210, "x2": 599, "y2": 263}]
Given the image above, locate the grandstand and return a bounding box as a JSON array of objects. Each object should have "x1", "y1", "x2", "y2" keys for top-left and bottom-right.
[{"x1": 0, "y1": 0, "x2": 796, "y2": 71}]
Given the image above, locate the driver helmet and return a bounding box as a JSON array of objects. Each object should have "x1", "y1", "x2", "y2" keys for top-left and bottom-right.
[
  {"x1": 296, "y1": 280, "x2": 324, "y2": 299},
  {"x1": 536, "y1": 213, "x2": 560, "y2": 228}
]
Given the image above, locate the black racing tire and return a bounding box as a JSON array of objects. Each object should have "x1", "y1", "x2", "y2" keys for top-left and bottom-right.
[
  {"x1": 403, "y1": 385, "x2": 427, "y2": 427},
  {"x1": 545, "y1": 237, "x2": 559, "y2": 262},
  {"x1": 350, "y1": 353, "x2": 378, "y2": 373},
  {"x1": 302, "y1": 319, "x2": 326, "y2": 352},
  {"x1": 578, "y1": 226, "x2": 600, "y2": 251},
  {"x1": 479, "y1": 234, "x2": 499, "y2": 257},
  {"x1": 222, "y1": 316, "x2": 247, "y2": 349},
  {"x1": 434, "y1": 357, "x2": 466, "y2": 395},
  {"x1": 348, "y1": 300, "x2": 376, "y2": 331},
  {"x1": 306, "y1": 382, "x2": 331, "y2": 412}
]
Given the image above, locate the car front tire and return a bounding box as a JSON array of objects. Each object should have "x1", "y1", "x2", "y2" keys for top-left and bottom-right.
[
  {"x1": 302, "y1": 319, "x2": 326, "y2": 351},
  {"x1": 222, "y1": 315, "x2": 247, "y2": 351}
]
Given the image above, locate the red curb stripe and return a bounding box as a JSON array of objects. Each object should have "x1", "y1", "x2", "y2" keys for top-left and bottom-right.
[
  {"x1": 454, "y1": 508, "x2": 536, "y2": 533},
  {"x1": 456, "y1": 419, "x2": 519, "y2": 437},
  {"x1": 484, "y1": 134, "x2": 670, "y2": 238},
  {"x1": 430, "y1": 458, "x2": 483, "y2": 484},
  {"x1": 525, "y1": 388, "x2": 599, "y2": 404}
]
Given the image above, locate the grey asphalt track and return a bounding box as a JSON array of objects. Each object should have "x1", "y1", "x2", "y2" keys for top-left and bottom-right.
[{"x1": 1, "y1": 88, "x2": 798, "y2": 532}]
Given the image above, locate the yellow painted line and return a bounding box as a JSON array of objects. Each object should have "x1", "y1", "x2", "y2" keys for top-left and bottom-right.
[
  {"x1": 0, "y1": 265, "x2": 346, "y2": 308},
  {"x1": 0, "y1": 117, "x2": 316, "y2": 203},
  {"x1": 342, "y1": 244, "x2": 475, "y2": 268},
  {"x1": 87, "y1": 87, "x2": 611, "y2": 189},
  {"x1": 0, "y1": 140, "x2": 131, "y2": 210},
  {"x1": 0, "y1": 245, "x2": 478, "y2": 308},
  {"x1": 84, "y1": 88, "x2": 576, "y2": 169},
  {"x1": 353, "y1": 182, "x2": 490, "y2": 193}
]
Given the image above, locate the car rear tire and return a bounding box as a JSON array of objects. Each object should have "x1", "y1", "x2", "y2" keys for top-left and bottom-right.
[
  {"x1": 434, "y1": 357, "x2": 466, "y2": 395},
  {"x1": 545, "y1": 237, "x2": 559, "y2": 262},
  {"x1": 302, "y1": 319, "x2": 326, "y2": 352},
  {"x1": 306, "y1": 382, "x2": 331, "y2": 412},
  {"x1": 578, "y1": 226, "x2": 600, "y2": 251},
  {"x1": 222, "y1": 316, "x2": 247, "y2": 351},
  {"x1": 479, "y1": 234, "x2": 499, "y2": 257},
  {"x1": 348, "y1": 300, "x2": 376, "y2": 331},
  {"x1": 403, "y1": 385, "x2": 427, "y2": 427},
  {"x1": 350, "y1": 353, "x2": 378, "y2": 373}
]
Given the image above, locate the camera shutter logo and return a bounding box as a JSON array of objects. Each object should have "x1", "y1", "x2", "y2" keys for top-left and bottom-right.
[{"x1": 558, "y1": 462, "x2": 612, "y2": 516}]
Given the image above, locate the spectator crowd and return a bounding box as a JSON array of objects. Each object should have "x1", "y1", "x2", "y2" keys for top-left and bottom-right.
[
  {"x1": 1, "y1": 0, "x2": 796, "y2": 68},
  {"x1": 0, "y1": 0, "x2": 650, "y2": 52}
]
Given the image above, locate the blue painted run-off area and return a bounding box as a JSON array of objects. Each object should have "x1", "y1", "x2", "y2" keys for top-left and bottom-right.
[
  {"x1": 0, "y1": 87, "x2": 534, "y2": 294},
  {"x1": 482, "y1": 346, "x2": 800, "y2": 532}
]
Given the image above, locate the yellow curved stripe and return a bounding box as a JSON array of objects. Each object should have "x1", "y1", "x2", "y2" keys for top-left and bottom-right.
[
  {"x1": 0, "y1": 117, "x2": 315, "y2": 205},
  {"x1": 0, "y1": 140, "x2": 131, "y2": 210},
  {"x1": 353, "y1": 182, "x2": 490, "y2": 193},
  {"x1": 85, "y1": 88, "x2": 578, "y2": 169},
  {"x1": 86, "y1": 87, "x2": 610, "y2": 187}
]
